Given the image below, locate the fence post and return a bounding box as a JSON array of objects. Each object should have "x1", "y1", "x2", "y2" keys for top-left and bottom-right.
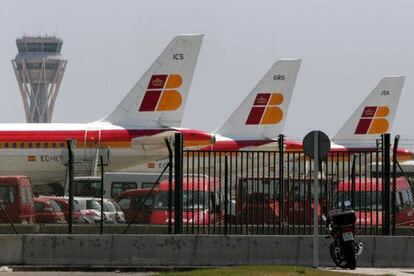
[
  {"x1": 165, "y1": 139, "x2": 173, "y2": 234},
  {"x1": 224, "y1": 156, "x2": 229, "y2": 235},
  {"x1": 392, "y1": 135, "x2": 399, "y2": 235},
  {"x1": 351, "y1": 154, "x2": 357, "y2": 210},
  {"x1": 278, "y1": 134, "x2": 285, "y2": 234},
  {"x1": 382, "y1": 133, "x2": 391, "y2": 235},
  {"x1": 100, "y1": 155, "x2": 104, "y2": 235},
  {"x1": 174, "y1": 133, "x2": 183, "y2": 234},
  {"x1": 66, "y1": 139, "x2": 76, "y2": 234}
]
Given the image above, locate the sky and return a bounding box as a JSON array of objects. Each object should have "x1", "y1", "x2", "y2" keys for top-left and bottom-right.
[{"x1": 1, "y1": 0, "x2": 414, "y2": 147}]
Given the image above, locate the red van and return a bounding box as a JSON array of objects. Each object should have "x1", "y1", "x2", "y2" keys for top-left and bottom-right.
[
  {"x1": 336, "y1": 177, "x2": 414, "y2": 227},
  {"x1": 236, "y1": 178, "x2": 323, "y2": 225},
  {"x1": 0, "y1": 176, "x2": 34, "y2": 224},
  {"x1": 150, "y1": 176, "x2": 224, "y2": 225},
  {"x1": 236, "y1": 178, "x2": 281, "y2": 225},
  {"x1": 114, "y1": 189, "x2": 156, "y2": 224}
]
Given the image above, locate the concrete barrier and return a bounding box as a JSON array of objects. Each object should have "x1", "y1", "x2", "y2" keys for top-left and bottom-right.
[{"x1": 0, "y1": 234, "x2": 413, "y2": 267}]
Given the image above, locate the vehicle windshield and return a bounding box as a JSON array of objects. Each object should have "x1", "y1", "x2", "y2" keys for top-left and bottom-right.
[
  {"x1": 86, "y1": 200, "x2": 101, "y2": 211},
  {"x1": 72, "y1": 200, "x2": 81, "y2": 211},
  {"x1": 154, "y1": 191, "x2": 210, "y2": 210},
  {"x1": 288, "y1": 180, "x2": 325, "y2": 200},
  {"x1": 335, "y1": 191, "x2": 383, "y2": 211},
  {"x1": 239, "y1": 179, "x2": 280, "y2": 200},
  {"x1": 103, "y1": 201, "x2": 116, "y2": 212},
  {"x1": 49, "y1": 200, "x2": 62, "y2": 211},
  {"x1": 0, "y1": 186, "x2": 15, "y2": 204},
  {"x1": 73, "y1": 179, "x2": 101, "y2": 197}
]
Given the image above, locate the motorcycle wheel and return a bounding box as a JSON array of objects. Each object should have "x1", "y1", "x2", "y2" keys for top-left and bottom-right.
[
  {"x1": 344, "y1": 241, "x2": 356, "y2": 269},
  {"x1": 329, "y1": 241, "x2": 348, "y2": 269}
]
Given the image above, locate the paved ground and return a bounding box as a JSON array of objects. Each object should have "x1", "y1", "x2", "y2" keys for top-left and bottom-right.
[
  {"x1": 323, "y1": 267, "x2": 414, "y2": 275},
  {"x1": 0, "y1": 272, "x2": 156, "y2": 276}
]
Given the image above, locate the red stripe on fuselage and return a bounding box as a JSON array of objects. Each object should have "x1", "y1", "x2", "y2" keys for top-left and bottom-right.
[
  {"x1": 0, "y1": 129, "x2": 168, "y2": 142},
  {"x1": 201, "y1": 140, "x2": 273, "y2": 151}
]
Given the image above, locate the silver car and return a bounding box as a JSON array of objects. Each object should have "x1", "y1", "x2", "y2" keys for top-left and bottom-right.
[
  {"x1": 109, "y1": 200, "x2": 126, "y2": 223},
  {"x1": 73, "y1": 197, "x2": 102, "y2": 224}
]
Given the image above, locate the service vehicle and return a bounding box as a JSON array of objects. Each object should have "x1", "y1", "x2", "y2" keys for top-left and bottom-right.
[
  {"x1": 336, "y1": 177, "x2": 414, "y2": 227},
  {"x1": 150, "y1": 176, "x2": 224, "y2": 225},
  {"x1": 70, "y1": 172, "x2": 167, "y2": 199},
  {"x1": 0, "y1": 176, "x2": 34, "y2": 224},
  {"x1": 236, "y1": 177, "x2": 323, "y2": 225}
]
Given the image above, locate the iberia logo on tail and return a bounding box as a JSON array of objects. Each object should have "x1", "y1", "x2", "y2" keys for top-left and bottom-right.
[
  {"x1": 245, "y1": 93, "x2": 284, "y2": 125},
  {"x1": 354, "y1": 106, "x2": 390, "y2": 134},
  {"x1": 139, "y1": 74, "x2": 183, "y2": 112}
]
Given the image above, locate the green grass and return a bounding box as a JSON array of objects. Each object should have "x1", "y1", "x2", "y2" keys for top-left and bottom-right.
[{"x1": 159, "y1": 265, "x2": 369, "y2": 276}]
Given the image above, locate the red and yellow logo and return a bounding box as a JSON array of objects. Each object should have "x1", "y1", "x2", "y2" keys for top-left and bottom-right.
[
  {"x1": 245, "y1": 93, "x2": 284, "y2": 125},
  {"x1": 354, "y1": 106, "x2": 389, "y2": 134},
  {"x1": 139, "y1": 74, "x2": 183, "y2": 112}
]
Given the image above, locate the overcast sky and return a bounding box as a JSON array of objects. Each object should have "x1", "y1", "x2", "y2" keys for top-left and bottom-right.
[{"x1": 1, "y1": 0, "x2": 413, "y2": 147}]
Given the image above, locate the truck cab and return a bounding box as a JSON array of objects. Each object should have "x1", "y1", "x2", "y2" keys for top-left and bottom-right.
[
  {"x1": 150, "y1": 176, "x2": 224, "y2": 225},
  {"x1": 335, "y1": 177, "x2": 414, "y2": 227},
  {"x1": 0, "y1": 176, "x2": 34, "y2": 224}
]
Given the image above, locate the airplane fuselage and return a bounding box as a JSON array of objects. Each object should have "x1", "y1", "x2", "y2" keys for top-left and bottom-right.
[{"x1": 0, "y1": 122, "x2": 212, "y2": 185}]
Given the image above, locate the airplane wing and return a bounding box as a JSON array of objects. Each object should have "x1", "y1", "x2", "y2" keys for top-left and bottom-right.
[
  {"x1": 131, "y1": 131, "x2": 178, "y2": 148},
  {"x1": 131, "y1": 129, "x2": 216, "y2": 150}
]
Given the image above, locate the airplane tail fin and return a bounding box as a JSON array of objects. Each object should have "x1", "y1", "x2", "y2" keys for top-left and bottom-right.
[
  {"x1": 333, "y1": 76, "x2": 405, "y2": 145},
  {"x1": 216, "y1": 59, "x2": 301, "y2": 140},
  {"x1": 101, "y1": 34, "x2": 203, "y2": 127}
]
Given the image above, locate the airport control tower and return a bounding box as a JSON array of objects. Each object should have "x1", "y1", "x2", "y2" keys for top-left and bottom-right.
[{"x1": 12, "y1": 36, "x2": 67, "y2": 123}]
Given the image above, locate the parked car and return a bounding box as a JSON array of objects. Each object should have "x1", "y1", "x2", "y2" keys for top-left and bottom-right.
[
  {"x1": 74, "y1": 197, "x2": 107, "y2": 224},
  {"x1": 150, "y1": 176, "x2": 224, "y2": 225},
  {"x1": 98, "y1": 198, "x2": 121, "y2": 223},
  {"x1": 336, "y1": 177, "x2": 414, "y2": 227},
  {"x1": 110, "y1": 200, "x2": 126, "y2": 223},
  {"x1": 33, "y1": 197, "x2": 66, "y2": 224},
  {"x1": 0, "y1": 176, "x2": 34, "y2": 224},
  {"x1": 114, "y1": 189, "x2": 156, "y2": 224},
  {"x1": 40, "y1": 196, "x2": 83, "y2": 224}
]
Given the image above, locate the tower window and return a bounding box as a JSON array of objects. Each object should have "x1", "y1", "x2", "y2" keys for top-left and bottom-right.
[
  {"x1": 43, "y1": 43, "x2": 58, "y2": 52},
  {"x1": 27, "y1": 43, "x2": 42, "y2": 52}
]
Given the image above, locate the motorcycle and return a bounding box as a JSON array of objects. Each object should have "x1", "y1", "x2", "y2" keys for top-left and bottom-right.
[{"x1": 322, "y1": 201, "x2": 363, "y2": 269}]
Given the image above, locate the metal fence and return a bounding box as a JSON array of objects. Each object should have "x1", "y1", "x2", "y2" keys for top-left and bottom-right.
[
  {"x1": 175, "y1": 134, "x2": 414, "y2": 236},
  {"x1": 0, "y1": 134, "x2": 413, "y2": 236}
]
